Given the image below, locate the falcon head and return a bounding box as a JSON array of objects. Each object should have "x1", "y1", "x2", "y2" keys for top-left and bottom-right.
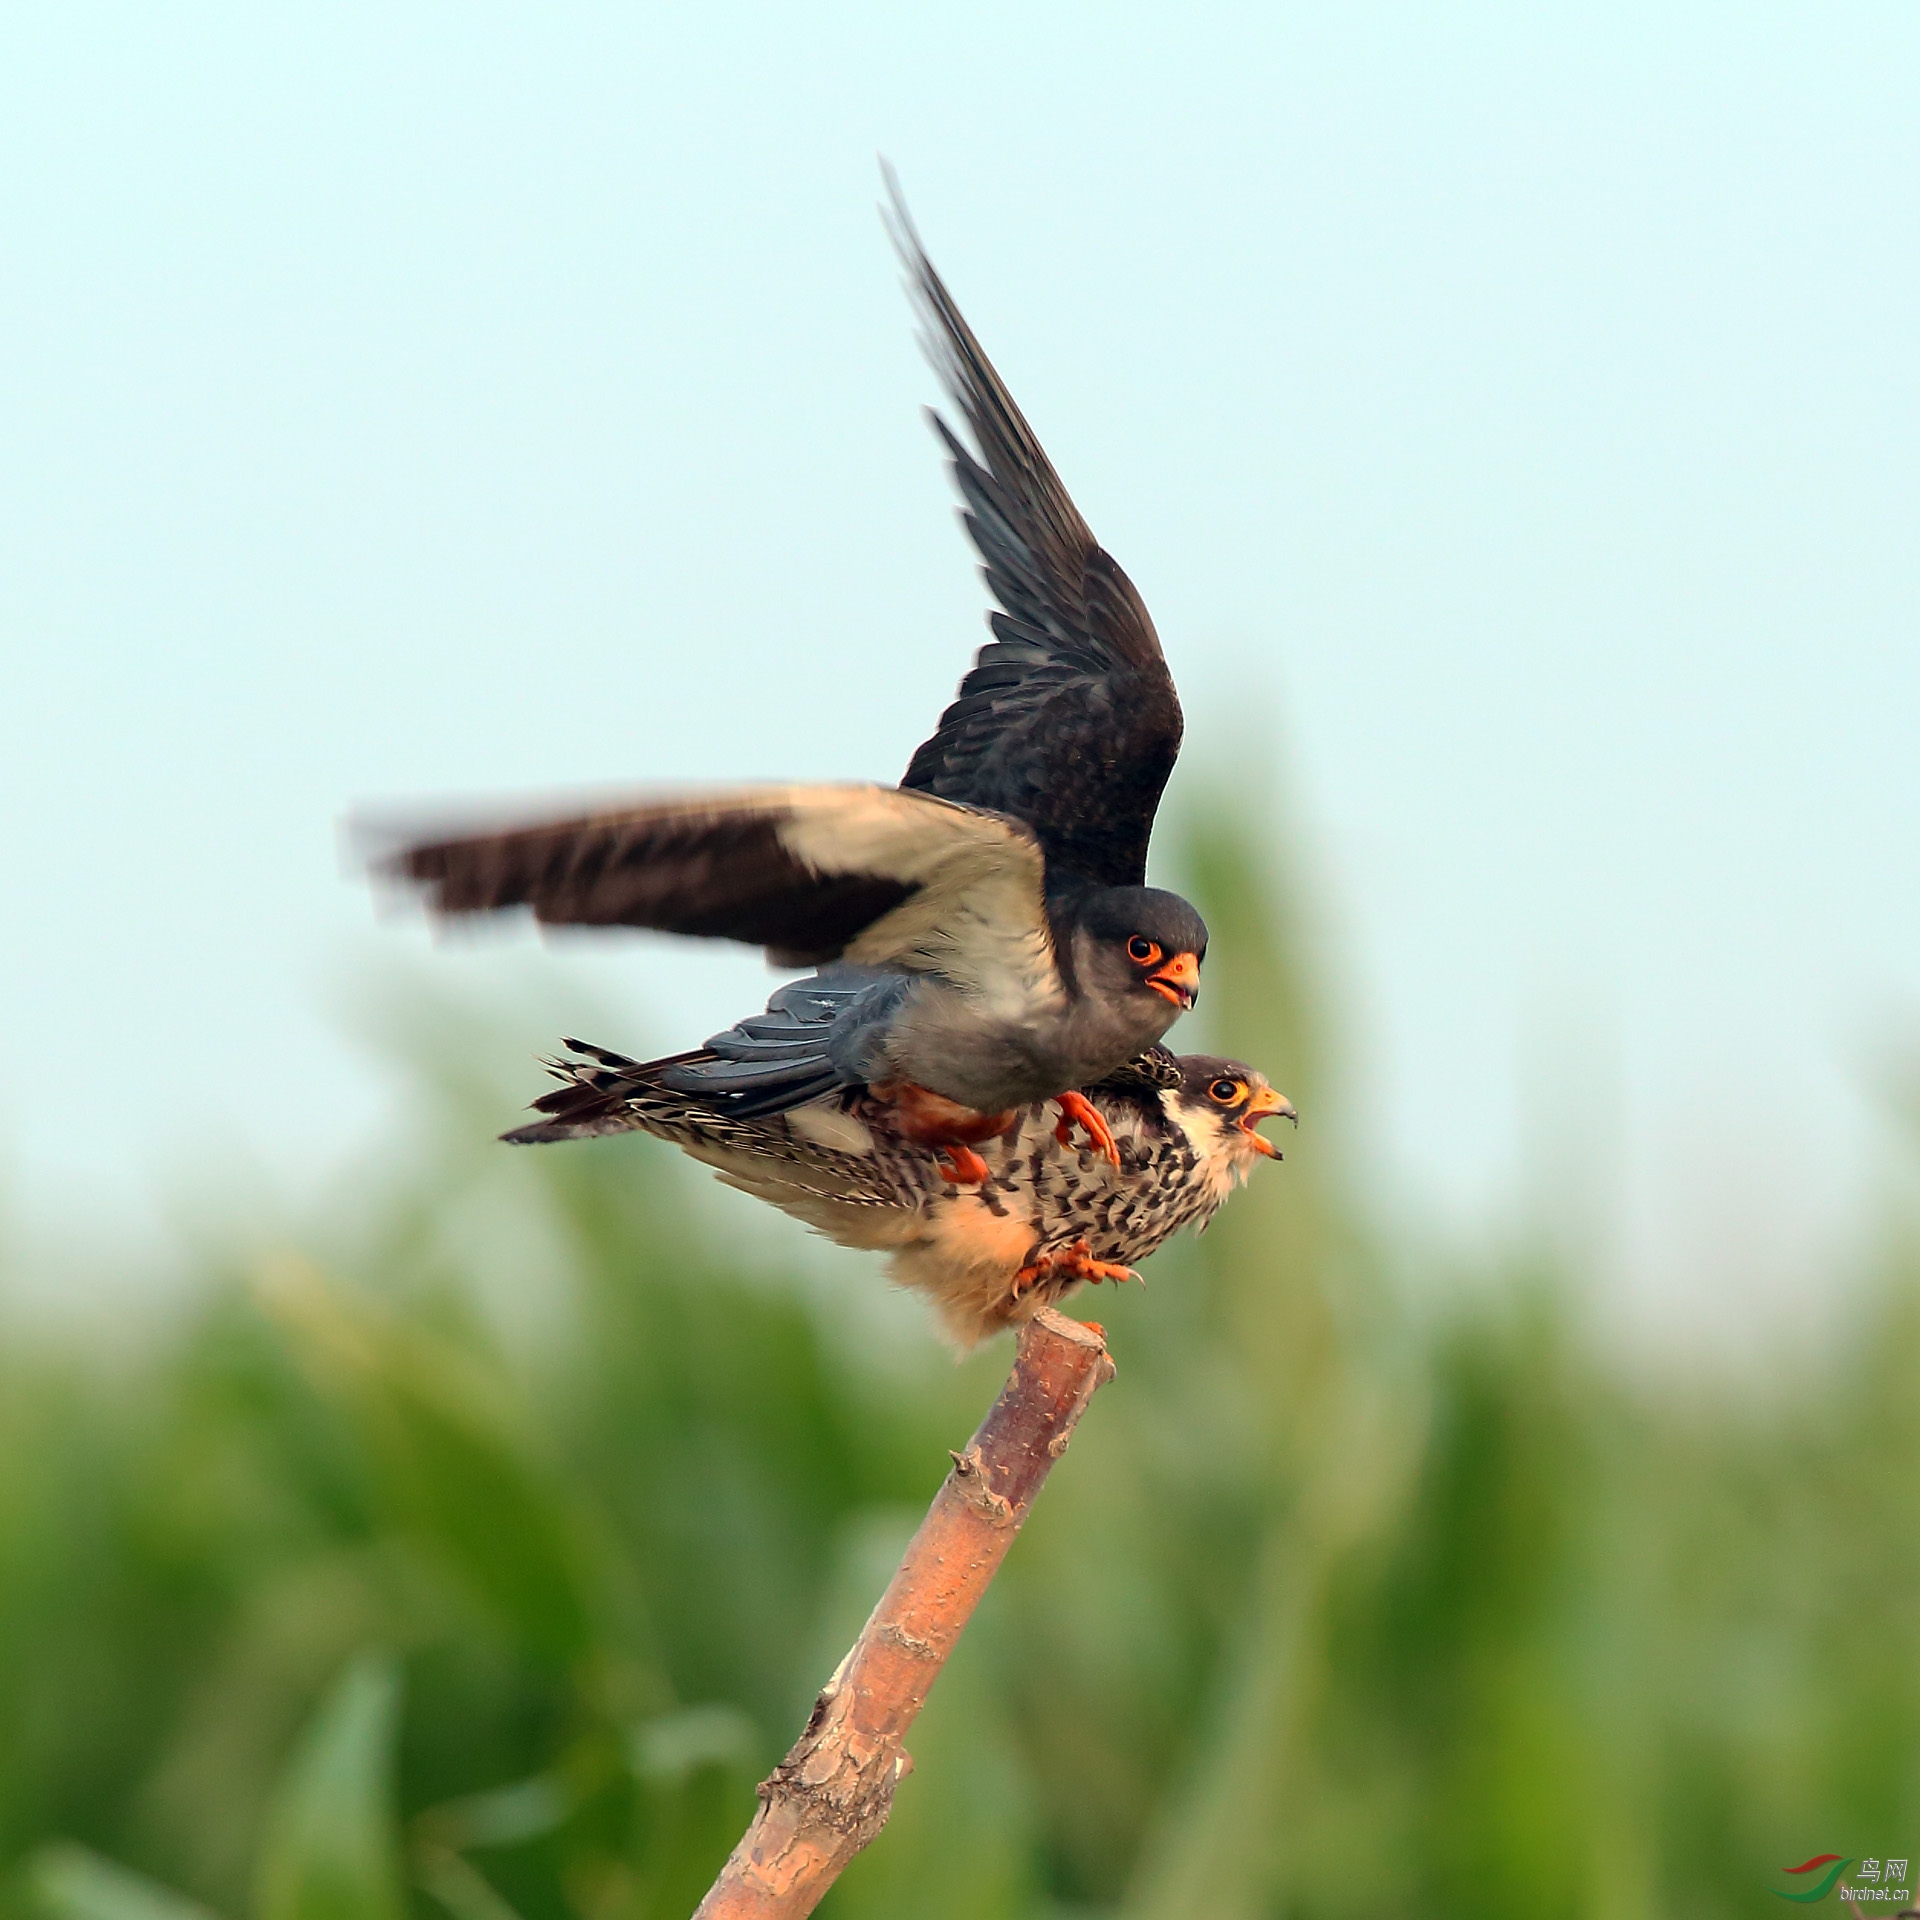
[
  {"x1": 1171, "y1": 1056, "x2": 1297, "y2": 1163},
  {"x1": 1071, "y1": 886, "x2": 1209, "y2": 1019}
]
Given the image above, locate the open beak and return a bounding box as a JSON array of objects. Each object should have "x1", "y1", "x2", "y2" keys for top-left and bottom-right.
[
  {"x1": 1238, "y1": 1085, "x2": 1298, "y2": 1158},
  {"x1": 1145, "y1": 951, "x2": 1201, "y2": 1011}
]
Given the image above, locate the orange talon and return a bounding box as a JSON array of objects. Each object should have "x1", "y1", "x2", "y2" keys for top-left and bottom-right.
[
  {"x1": 935, "y1": 1142, "x2": 993, "y2": 1185},
  {"x1": 1011, "y1": 1237, "x2": 1141, "y2": 1294},
  {"x1": 1053, "y1": 1091, "x2": 1121, "y2": 1168}
]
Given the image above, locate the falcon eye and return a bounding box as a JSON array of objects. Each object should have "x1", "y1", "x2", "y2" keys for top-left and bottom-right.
[
  {"x1": 1127, "y1": 936, "x2": 1162, "y2": 965},
  {"x1": 1209, "y1": 1078, "x2": 1243, "y2": 1105}
]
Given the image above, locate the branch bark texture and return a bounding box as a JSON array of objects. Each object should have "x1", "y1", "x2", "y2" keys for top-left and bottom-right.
[{"x1": 693, "y1": 1308, "x2": 1115, "y2": 1920}]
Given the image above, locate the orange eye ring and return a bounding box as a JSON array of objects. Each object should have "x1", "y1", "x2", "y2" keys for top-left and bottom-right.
[
  {"x1": 1127, "y1": 936, "x2": 1163, "y2": 965},
  {"x1": 1209, "y1": 1078, "x2": 1243, "y2": 1105}
]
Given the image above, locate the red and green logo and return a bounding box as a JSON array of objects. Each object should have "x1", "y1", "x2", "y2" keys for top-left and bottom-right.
[{"x1": 1772, "y1": 1856, "x2": 1852, "y2": 1903}]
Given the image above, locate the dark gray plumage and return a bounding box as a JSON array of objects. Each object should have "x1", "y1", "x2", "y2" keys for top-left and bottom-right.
[
  {"x1": 888, "y1": 183, "x2": 1185, "y2": 893},
  {"x1": 368, "y1": 185, "x2": 1210, "y2": 1163}
]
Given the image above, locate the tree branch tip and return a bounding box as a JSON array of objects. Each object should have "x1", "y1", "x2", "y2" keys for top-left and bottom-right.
[{"x1": 1027, "y1": 1306, "x2": 1109, "y2": 1351}]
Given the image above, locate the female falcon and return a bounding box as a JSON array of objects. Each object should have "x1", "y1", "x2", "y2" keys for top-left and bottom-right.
[{"x1": 505, "y1": 1042, "x2": 1295, "y2": 1347}]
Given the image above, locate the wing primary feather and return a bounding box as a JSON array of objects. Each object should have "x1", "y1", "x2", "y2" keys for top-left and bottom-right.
[{"x1": 880, "y1": 170, "x2": 1184, "y2": 888}]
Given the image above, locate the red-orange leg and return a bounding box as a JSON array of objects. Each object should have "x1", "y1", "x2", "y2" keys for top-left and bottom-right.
[
  {"x1": 1053, "y1": 1091, "x2": 1121, "y2": 1168},
  {"x1": 871, "y1": 1081, "x2": 1016, "y2": 1188},
  {"x1": 1012, "y1": 1238, "x2": 1141, "y2": 1293},
  {"x1": 935, "y1": 1142, "x2": 993, "y2": 1185}
]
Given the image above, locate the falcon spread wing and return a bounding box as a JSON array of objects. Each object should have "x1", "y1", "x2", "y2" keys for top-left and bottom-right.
[
  {"x1": 889, "y1": 188, "x2": 1183, "y2": 891},
  {"x1": 372, "y1": 782, "x2": 1054, "y2": 986}
]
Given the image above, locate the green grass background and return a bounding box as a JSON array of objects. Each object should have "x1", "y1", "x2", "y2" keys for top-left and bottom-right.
[{"x1": 4, "y1": 815, "x2": 1917, "y2": 1920}]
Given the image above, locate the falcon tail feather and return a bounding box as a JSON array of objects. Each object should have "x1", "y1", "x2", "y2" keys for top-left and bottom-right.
[{"x1": 501, "y1": 1039, "x2": 847, "y2": 1144}]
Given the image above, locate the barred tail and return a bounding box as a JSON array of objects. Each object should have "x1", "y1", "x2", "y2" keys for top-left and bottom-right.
[{"x1": 500, "y1": 1039, "x2": 716, "y2": 1145}]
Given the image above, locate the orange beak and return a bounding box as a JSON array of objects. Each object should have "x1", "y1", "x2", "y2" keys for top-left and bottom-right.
[
  {"x1": 1239, "y1": 1084, "x2": 1298, "y2": 1158},
  {"x1": 1145, "y1": 950, "x2": 1201, "y2": 1011}
]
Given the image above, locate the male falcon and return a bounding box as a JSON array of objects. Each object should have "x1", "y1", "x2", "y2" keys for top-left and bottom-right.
[
  {"x1": 506, "y1": 1042, "x2": 1295, "y2": 1347},
  {"x1": 373, "y1": 190, "x2": 1205, "y2": 1179}
]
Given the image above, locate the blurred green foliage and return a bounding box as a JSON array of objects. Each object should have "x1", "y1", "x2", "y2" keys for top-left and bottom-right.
[{"x1": 4, "y1": 816, "x2": 1919, "y2": 1920}]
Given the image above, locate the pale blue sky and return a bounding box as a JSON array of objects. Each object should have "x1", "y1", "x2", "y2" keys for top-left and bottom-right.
[{"x1": 4, "y1": 5, "x2": 1917, "y2": 1324}]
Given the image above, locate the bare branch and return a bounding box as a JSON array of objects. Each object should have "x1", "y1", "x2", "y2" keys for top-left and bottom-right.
[{"x1": 693, "y1": 1308, "x2": 1115, "y2": 1919}]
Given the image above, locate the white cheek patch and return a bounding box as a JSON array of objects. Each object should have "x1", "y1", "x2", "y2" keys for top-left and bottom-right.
[{"x1": 1170, "y1": 1107, "x2": 1255, "y2": 1199}]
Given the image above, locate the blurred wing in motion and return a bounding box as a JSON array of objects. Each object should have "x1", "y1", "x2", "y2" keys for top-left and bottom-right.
[
  {"x1": 369, "y1": 781, "x2": 1054, "y2": 980},
  {"x1": 888, "y1": 183, "x2": 1184, "y2": 889}
]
